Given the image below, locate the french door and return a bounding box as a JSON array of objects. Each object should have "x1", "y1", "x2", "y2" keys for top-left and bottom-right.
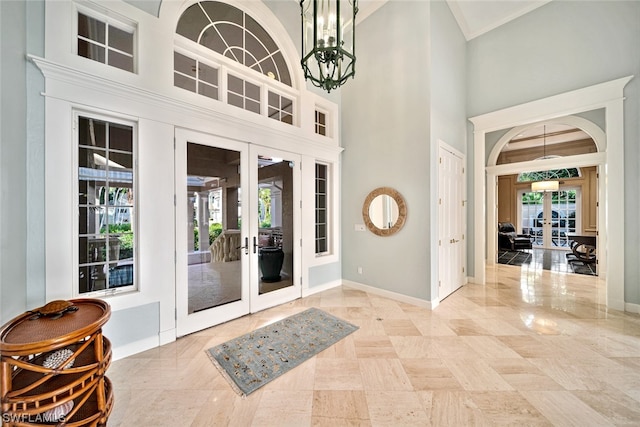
[
  {"x1": 175, "y1": 129, "x2": 300, "y2": 336},
  {"x1": 249, "y1": 147, "x2": 301, "y2": 313},
  {"x1": 520, "y1": 188, "x2": 578, "y2": 249}
]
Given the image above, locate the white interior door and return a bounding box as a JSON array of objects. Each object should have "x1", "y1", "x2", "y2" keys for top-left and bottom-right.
[
  {"x1": 175, "y1": 129, "x2": 250, "y2": 337},
  {"x1": 438, "y1": 144, "x2": 465, "y2": 300},
  {"x1": 249, "y1": 146, "x2": 301, "y2": 313}
]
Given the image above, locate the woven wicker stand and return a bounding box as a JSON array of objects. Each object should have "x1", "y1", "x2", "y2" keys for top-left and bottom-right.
[{"x1": 0, "y1": 299, "x2": 112, "y2": 426}]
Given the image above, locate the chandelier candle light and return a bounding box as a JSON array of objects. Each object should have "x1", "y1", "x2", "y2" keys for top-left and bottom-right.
[
  {"x1": 531, "y1": 125, "x2": 560, "y2": 192},
  {"x1": 300, "y1": 0, "x2": 358, "y2": 92}
]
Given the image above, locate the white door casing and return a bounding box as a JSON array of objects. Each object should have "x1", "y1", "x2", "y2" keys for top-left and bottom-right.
[{"x1": 470, "y1": 76, "x2": 632, "y2": 310}]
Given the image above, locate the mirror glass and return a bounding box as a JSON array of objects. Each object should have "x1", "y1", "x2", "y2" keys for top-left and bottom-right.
[
  {"x1": 368, "y1": 195, "x2": 399, "y2": 229},
  {"x1": 362, "y1": 187, "x2": 407, "y2": 236}
]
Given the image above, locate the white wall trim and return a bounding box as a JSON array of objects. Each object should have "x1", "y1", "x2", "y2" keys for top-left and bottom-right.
[
  {"x1": 624, "y1": 302, "x2": 640, "y2": 315},
  {"x1": 469, "y1": 76, "x2": 633, "y2": 312},
  {"x1": 302, "y1": 279, "x2": 342, "y2": 297},
  {"x1": 342, "y1": 280, "x2": 434, "y2": 309},
  {"x1": 111, "y1": 336, "x2": 159, "y2": 361}
]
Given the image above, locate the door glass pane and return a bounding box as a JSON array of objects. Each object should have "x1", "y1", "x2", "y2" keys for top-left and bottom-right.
[
  {"x1": 521, "y1": 191, "x2": 543, "y2": 246},
  {"x1": 257, "y1": 156, "x2": 294, "y2": 294},
  {"x1": 187, "y1": 142, "x2": 242, "y2": 313},
  {"x1": 521, "y1": 189, "x2": 579, "y2": 248}
]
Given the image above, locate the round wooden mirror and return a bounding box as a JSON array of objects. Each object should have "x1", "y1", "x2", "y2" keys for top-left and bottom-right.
[{"x1": 362, "y1": 187, "x2": 407, "y2": 236}]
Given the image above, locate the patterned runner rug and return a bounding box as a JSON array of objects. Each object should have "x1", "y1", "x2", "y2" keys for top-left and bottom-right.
[{"x1": 206, "y1": 307, "x2": 359, "y2": 396}]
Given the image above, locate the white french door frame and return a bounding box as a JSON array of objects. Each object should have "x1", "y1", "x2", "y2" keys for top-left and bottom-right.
[
  {"x1": 471, "y1": 76, "x2": 632, "y2": 311},
  {"x1": 248, "y1": 145, "x2": 302, "y2": 313},
  {"x1": 175, "y1": 128, "x2": 250, "y2": 337}
]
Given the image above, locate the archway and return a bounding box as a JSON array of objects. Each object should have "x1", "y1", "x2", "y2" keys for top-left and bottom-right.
[{"x1": 470, "y1": 76, "x2": 632, "y2": 310}]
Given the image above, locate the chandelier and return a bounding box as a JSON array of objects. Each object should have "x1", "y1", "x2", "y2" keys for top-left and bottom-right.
[
  {"x1": 300, "y1": 0, "x2": 358, "y2": 92},
  {"x1": 531, "y1": 125, "x2": 559, "y2": 192}
]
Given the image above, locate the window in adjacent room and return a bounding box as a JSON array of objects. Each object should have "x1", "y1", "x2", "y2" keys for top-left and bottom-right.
[
  {"x1": 78, "y1": 115, "x2": 136, "y2": 295},
  {"x1": 315, "y1": 163, "x2": 329, "y2": 255},
  {"x1": 77, "y1": 10, "x2": 135, "y2": 72}
]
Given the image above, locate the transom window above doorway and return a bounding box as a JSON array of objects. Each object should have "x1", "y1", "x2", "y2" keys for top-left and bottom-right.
[
  {"x1": 517, "y1": 168, "x2": 580, "y2": 182},
  {"x1": 177, "y1": 1, "x2": 291, "y2": 86},
  {"x1": 174, "y1": 1, "x2": 295, "y2": 125}
]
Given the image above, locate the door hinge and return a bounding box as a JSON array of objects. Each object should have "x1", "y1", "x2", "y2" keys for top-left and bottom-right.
[
  {"x1": 300, "y1": 200, "x2": 302, "y2": 209},
  {"x1": 175, "y1": 307, "x2": 178, "y2": 320},
  {"x1": 173, "y1": 138, "x2": 176, "y2": 150},
  {"x1": 174, "y1": 195, "x2": 177, "y2": 206},
  {"x1": 300, "y1": 276, "x2": 303, "y2": 285},
  {"x1": 439, "y1": 157, "x2": 442, "y2": 164},
  {"x1": 462, "y1": 267, "x2": 465, "y2": 273},
  {"x1": 300, "y1": 238, "x2": 303, "y2": 247},
  {"x1": 439, "y1": 239, "x2": 441, "y2": 246},
  {"x1": 439, "y1": 198, "x2": 442, "y2": 205},
  {"x1": 438, "y1": 280, "x2": 441, "y2": 288}
]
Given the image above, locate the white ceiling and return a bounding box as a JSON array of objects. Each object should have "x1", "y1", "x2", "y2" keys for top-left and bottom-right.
[{"x1": 356, "y1": 0, "x2": 551, "y2": 41}]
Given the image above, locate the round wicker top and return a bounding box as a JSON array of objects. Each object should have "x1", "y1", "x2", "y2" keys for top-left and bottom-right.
[{"x1": 0, "y1": 298, "x2": 111, "y2": 354}]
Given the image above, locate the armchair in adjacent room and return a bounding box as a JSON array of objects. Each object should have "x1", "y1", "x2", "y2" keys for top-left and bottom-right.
[{"x1": 498, "y1": 222, "x2": 533, "y2": 251}]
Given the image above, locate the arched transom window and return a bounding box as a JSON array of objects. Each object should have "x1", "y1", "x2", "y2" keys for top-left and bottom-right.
[
  {"x1": 174, "y1": 1, "x2": 295, "y2": 125},
  {"x1": 177, "y1": 1, "x2": 291, "y2": 86}
]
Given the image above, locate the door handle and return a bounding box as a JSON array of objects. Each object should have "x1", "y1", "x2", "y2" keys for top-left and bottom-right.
[
  {"x1": 253, "y1": 236, "x2": 258, "y2": 254},
  {"x1": 240, "y1": 237, "x2": 249, "y2": 255},
  {"x1": 450, "y1": 239, "x2": 460, "y2": 243}
]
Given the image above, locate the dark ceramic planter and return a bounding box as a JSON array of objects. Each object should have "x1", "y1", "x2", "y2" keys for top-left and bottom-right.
[{"x1": 259, "y1": 246, "x2": 284, "y2": 282}]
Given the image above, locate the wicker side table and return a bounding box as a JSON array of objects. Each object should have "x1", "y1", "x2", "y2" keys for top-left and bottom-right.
[{"x1": 0, "y1": 299, "x2": 112, "y2": 427}]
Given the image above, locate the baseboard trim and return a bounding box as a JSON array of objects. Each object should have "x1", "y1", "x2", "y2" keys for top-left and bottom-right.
[
  {"x1": 159, "y1": 328, "x2": 176, "y2": 346},
  {"x1": 112, "y1": 336, "x2": 159, "y2": 361},
  {"x1": 342, "y1": 280, "x2": 435, "y2": 309},
  {"x1": 302, "y1": 279, "x2": 342, "y2": 297},
  {"x1": 624, "y1": 302, "x2": 640, "y2": 314}
]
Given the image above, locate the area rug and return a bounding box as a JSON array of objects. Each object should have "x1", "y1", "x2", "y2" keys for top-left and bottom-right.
[
  {"x1": 498, "y1": 249, "x2": 532, "y2": 266},
  {"x1": 206, "y1": 307, "x2": 359, "y2": 396}
]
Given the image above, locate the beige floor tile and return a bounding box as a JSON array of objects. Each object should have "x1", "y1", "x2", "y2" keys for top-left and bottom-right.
[
  {"x1": 429, "y1": 391, "x2": 488, "y2": 426},
  {"x1": 314, "y1": 358, "x2": 364, "y2": 390},
  {"x1": 460, "y1": 336, "x2": 524, "y2": 359},
  {"x1": 251, "y1": 390, "x2": 313, "y2": 426},
  {"x1": 469, "y1": 391, "x2": 552, "y2": 426},
  {"x1": 445, "y1": 359, "x2": 514, "y2": 391},
  {"x1": 358, "y1": 359, "x2": 413, "y2": 391},
  {"x1": 400, "y1": 358, "x2": 462, "y2": 391},
  {"x1": 486, "y1": 358, "x2": 564, "y2": 391},
  {"x1": 390, "y1": 336, "x2": 439, "y2": 359},
  {"x1": 431, "y1": 336, "x2": 482, "y2": 359},
  {"x1": 573, "y1": 389, "x2": 640, "y2": 425},
  {"x1": 381, "y1": 318, "x2": 422, "y2": 336},
  {"x1": 521, "y1": 390, "x2": 614, "y2": 426},
  {"x1": 365, "y1": 390, "x2": 430, "y2": 425},
  {"x1": 106, "y1": 264, "x2": 640, "y2": 426},
  {"x1": 311, "y1": 390, "x2": 370, "y2": 426},
  {"x1": 353, "y1": 336, "x2": 398, "y2": 358}
]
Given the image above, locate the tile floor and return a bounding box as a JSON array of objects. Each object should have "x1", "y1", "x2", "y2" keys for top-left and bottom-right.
[{"x1": 108, "y1": 264, "x2": 640, "y2": 426}]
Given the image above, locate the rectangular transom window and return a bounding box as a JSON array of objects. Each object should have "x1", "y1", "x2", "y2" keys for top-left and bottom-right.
[
  {"x1": 268, "y1": 91, "x2": 293, "y2": 125},
  {"x1": 77, "y1": 11, "x2": 135, "y2": 72},
  {"x1": 227, "y1": 74, "x2": 261, "y2": 114},
  {"x1": 315, "y1": 110, "x2": 327, "y2": 136},
  {"x1": 315, "y1": 163, "x2": 329, "y2": 255},
  {"x1": 174, "y1": 51, "x2": 219, "y2": 100},
  {"x1": 78, "y1": 115, "x2": 136, "y2": 295}
]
